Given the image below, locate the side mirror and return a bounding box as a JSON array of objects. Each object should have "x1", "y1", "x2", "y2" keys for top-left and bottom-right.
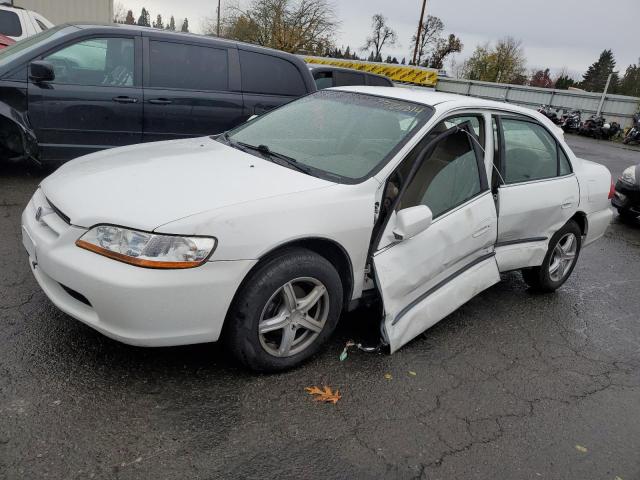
[
  {"x1": 29, "y1": 61, "x2": 55, "y2": 83},
  {"x1": 393, "y1": 205, "x2": 433, "y2": 241}
]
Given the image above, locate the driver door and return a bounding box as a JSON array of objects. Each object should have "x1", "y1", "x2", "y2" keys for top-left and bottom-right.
[
  {"x1": 373, "y1": 123, "x2": 500, "y2": 352},
  {"x1": 28, "y1": 35, "x2": 143, "y2": 161}
]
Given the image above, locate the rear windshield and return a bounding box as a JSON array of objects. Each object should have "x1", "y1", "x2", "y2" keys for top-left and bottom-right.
[
  {"x1": 0, "y1": 25, "x2": 68, "y2": 69},
  {"x1": 226, "y1": 90, "x2": 433, "y2": 182}
]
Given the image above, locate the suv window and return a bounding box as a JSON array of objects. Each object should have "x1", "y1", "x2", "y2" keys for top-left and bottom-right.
[
  {"x1": 240, "y1": 50, "x2": 306, "y2": 96},
  {"x1": 0, "y1": 10, "x2": 22, "y2": 37},
  {"x1": 334, "y1": 70, "x2": 365, "y2": 86},
  {"x1": 45, "y1": 37, "x2": 135, "y2": 87},
  {"x1": 149, "y1": 41, "x2": 228, "y2": 91},
  {"x1": 313, "y1": 71, "x2": 333, "y2": 89},
  {"x1": 501, "y1": 118, "x2": 561, "y2": 183},
  {"x1": 398, "y1": 129, "x2": 482, "y2": 218},
  {"x1": 368, "y1": 74, "x2": 392, "y2": 87}
]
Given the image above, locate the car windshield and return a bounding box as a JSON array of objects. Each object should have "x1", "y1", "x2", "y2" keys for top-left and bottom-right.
[
  {"x1": 224, "y1": 90, "x2": 433, "y2": 181},
  {"x1": 0, "y1": 25, "x2": 67, "y2": 67}
]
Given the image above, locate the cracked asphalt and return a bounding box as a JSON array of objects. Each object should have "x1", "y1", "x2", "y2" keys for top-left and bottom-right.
[{"x1": 1, "y1": 135, "x2": 639, "y2": 479}]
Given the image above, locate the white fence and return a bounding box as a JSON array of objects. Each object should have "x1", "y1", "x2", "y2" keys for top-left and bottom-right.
[{"x1": 436, "y1": 77, "x2": 640, "y2": 128}]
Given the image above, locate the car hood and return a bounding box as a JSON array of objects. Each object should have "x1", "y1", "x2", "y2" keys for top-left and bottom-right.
[{"x1": 41, "y1": 137, "x2": 334, "y2": 231}]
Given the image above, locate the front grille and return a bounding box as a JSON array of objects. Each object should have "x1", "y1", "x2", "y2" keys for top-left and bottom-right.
[
  {"x1": 60, "y1": 284, "x2": 92, "y2": 307},
  {"x1": 46, "y1": 198, "x2": 71, "y2": 224}
]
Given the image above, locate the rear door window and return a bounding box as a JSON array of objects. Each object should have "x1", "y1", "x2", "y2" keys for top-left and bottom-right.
[
  {"x1": 313, "y1": 71, "x2": 334, "y2": 89},
  {"x1": 240, "y1": 50, "x2": 306, "y2": 96},
  {"x1": 148, "y1": 41, "x2": 228, "y2": 91},
  {"x1": 0, "y1": 10, "x2": 22, "y2": 37},
  {"x1": 334, "y1": 70, "x2": 366, "y2": 86}
]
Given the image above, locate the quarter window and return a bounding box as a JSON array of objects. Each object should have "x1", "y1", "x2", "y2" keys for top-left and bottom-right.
[
  {"x1": 45, "y1": 37, "x2": 135, "y2": 87},
  {"x1": 501, "y1": 119, "x2": 561, "y2": 183},
  {"x1": 399, "y1": 129, "x2": 483, "y2": 218},
  {"x1": 334, "y1": 70, "x2": 365, "y2": 86},
  {"x1": 148, "y1": 41, "x2": 228, "y2": 91},
  {"x1": 368, "y1": 74, "x2": 392, "y2": 87},
  {"x1": 240, "y1": 50, "x2": 307, "y2": 96},
  {"x1": 0, "y1": 10, "x2": 22, "y2": 37}
]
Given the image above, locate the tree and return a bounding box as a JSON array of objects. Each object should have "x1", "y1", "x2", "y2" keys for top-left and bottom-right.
[
  {"x1": 529, "y1": 68, "x2": 554, "y2": 88},
  {"x1": 166, "y1": 15, "x2": 176, "y2": 31},
  {"x1": 582, "y1": 49, "x2": 618, "y2": 93},
  {"x1": 428, "y1": 34, "x2": 462, "y2": 70},
  {"x1": 411, "y1": 15, "x2": 443, "y2": 66},
  {"x1": 617, "y1": 61, "x2": 639, "y2": 97},
  {"x1": 462, "y1": 37, "x2": 526, "y2": 84},
  {"x1": 554, "y1": 74, "x2": 576, "y2": 90},
  {"x1": 361, "y1": 14, "x2": 397, "y2": 62},
  {"x1": 124, "y1": 10, "x2": 136, "y2": 25},
  {"x1": 401, "y1": 57, "x2": 406, "y2": 65},
  {"x1": 218, "y1": 0, "x2": 338, "y2": 54},
  {"x1": 137, "y1": 7, "x2": 151, "y2": 27},
  {"x1": 181, "y1": 18, "x2": 189, "y2": 32},
  {"x1": 113, "y1": 2, "x2": 127, "y2": 23},
  {"x1": 153, "y1": 14, "x2": 164, "y2": 29}
]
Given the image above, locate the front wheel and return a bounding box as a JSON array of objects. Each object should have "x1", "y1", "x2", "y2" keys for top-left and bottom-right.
[
  {"x1": 224, "y1": 248, "x2": 343, "y2": 372},
  {"x1": 521, "y1": 220, "x2": 582, "y2": 292}
]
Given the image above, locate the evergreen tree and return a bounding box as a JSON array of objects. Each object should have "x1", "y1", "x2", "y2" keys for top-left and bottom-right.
[
  {"x1": 555, "y1": 75, "x2": 576, "y2": 90},
  {"x1": 401, "y1": 57, "x2": 406, "y2": 65},
  {"x1": 344, "y1": 46, "x2": 351, "y2": 58},
  {"x1": 166, "y1": 15, "x2": 176, "y2": 31},
  {"x1": 391, "y1": 57, "x2": 398, "y2": 64},
  {"x1": 618, "y1": 61, "x2": 640, "y2": 97},
  {"x1": 384, "y1": 55, "x2": 392, "y2": 63},
  {"x1": 581, "y1": 49, "x2": 619, "y2": 92},
  {"x1": 181, "y1": 18, "x2": 189, "y2": 32},
  {"x1": 124, "y1": 10, "x2": 135, "y2": 25},
  {"x1": 137, "y1": 7, "x2": 151, "y2": 27},
  {"x1": 367, "y1": 51, "x2": 375, "y2": 62},
  {"x1": 153, "y1": 14, "x2": 164, "y2": 29}
]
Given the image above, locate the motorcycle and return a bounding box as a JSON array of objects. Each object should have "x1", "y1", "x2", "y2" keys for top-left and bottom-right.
[
  {"x1": 537, "y1": 105, "x2": 562, "y2": 125},
  {"x1": 623, "y1": 112, "x2": 640, "y2": 145},
  {"x1": 560, "y1": 110, "x2": 582, "y2": 133}
]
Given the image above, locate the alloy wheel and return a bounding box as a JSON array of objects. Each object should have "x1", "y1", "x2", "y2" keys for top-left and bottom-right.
[
  {"x1": 548, "y1": 233, "x2": 577, "y2": 282},
  {"x1": 258, "y1": 277, "x2": 330, "y2": 357}
]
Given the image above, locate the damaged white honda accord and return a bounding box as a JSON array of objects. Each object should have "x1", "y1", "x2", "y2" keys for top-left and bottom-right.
[{"x1": 22, "y1": 87, "x2": 613, "y2": 371}]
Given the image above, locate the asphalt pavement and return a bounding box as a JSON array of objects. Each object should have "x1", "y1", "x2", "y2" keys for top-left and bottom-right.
[{"x1": 1, "y1": 134, "x2": 639, "y2": 479}]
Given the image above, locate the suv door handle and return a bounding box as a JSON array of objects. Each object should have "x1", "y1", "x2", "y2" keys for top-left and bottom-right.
[
  {"x1": 148, "y1": 98, "x2": 173, "y2": 105},
  {"x1": 472, "y1": 224, "x2": 491, "y2": 238},
  {"x1": 112, "y1": 96, "x2": 138, "y2": 104}
]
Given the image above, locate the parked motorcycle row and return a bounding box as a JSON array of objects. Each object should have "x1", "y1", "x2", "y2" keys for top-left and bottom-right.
[{"x1": 537, "y1": 105, "x2": 624, "y2": 140}]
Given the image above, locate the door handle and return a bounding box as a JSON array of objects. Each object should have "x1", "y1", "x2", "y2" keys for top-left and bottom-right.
[
  {"x1": 472, "y1": 224, "x2": 491, "y2": 238},
  {"x1": 148, "y1": 98, "x2": 173, "y2": 105},
  {"x1": 112, "y1": 96, "x2": 138, "y2": 104}
]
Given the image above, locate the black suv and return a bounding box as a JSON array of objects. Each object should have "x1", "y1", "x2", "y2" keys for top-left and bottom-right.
[{"x1": 0, "y1": 23, "x2": 316, "y2": 163}]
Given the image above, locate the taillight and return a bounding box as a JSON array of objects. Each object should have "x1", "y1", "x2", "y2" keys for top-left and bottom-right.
[{"x1": 608, "y1": 178, "x2": 615, "y2": 199}]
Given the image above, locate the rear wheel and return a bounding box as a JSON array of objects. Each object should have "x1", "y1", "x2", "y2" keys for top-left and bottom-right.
[
  {"x1": 521, "y1": 220, "x2": 581, "y2": 292},
  {"x1": 224, "y1": 248, "x2": 343, "y2": 372}
]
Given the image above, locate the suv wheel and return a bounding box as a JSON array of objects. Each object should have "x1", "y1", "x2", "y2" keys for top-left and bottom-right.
[{"x1": 225, "y1": 248, "x2": 343, "y2": 372}]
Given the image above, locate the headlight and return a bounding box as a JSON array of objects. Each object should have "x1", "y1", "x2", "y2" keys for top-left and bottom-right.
[
  {"x1": 76, "y1": 225, "x2": 216, "y2": 269},
  {"x1": 621, "y1": 166, "x2": 636, "y2": 185}
]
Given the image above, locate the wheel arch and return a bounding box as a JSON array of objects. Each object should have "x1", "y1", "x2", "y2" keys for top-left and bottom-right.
[
  {"x1": 570, "y1": 211, "x2": 588, "y2": 237},
  {"x1": 232, "y1": 237, "x2": 355, "y2": 312}
]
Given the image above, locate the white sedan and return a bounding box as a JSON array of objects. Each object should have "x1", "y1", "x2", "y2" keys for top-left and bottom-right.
[{"x1": 21, "y1": 87, "x2": 613, "y2": 371}]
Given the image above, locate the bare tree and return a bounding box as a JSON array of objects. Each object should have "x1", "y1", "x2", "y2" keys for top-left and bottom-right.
[
  {"x1": 411, "y1": 15, "x2": 443, "y2": 66},
  {"x1": 215, "y1": 0, "x2": 338, "y2": 54},
  {"x1": 113, "y1": 1, "x2": 127, "y2": 23},
  {"x1": 361, "y1": 14, "x2": 397, "y2": 62},
  {"x1": 428, "y1": 34, "x2": 462, "y2": 69}
]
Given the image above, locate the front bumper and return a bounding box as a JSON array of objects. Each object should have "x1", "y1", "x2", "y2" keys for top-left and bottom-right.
[
  {"x1": 22, "y1": 189, "x2": 256, "y2": 347},
  {"x1": 612, "y1": 180, "x2": 640, "y2": 214}
]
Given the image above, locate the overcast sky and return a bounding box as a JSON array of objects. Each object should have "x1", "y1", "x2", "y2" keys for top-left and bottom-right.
[{"x1": 121, "y1": 0, "x2": 638, "y2": 78}]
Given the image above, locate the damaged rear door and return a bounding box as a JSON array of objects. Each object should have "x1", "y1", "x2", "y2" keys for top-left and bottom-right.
[{"x1": 372, "y1": 123, "x2": 500, "y2": 352}]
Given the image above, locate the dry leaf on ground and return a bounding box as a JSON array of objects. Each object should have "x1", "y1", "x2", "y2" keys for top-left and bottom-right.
[
  {"x1": 575, "y1": 444, "x2": 588, "y2": 453},
  {"x1": 305, "y1": 386, "x2": 341, "y2": 404}
]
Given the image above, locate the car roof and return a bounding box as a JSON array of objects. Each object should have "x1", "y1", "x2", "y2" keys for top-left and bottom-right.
[{"x1": 332, "y1": 85, "x2": 542, "y2": 117}]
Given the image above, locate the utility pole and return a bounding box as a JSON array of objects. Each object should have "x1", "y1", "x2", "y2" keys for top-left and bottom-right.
[
  {"x1": 216, "y1": 0, "x2": 221, "y2": 36},
  {"x1": 596, "y1": 73, "x2": 612, "y2": 116},
  {"x1": 412, "y1": 0, "x2": 427, "y2": 66}
]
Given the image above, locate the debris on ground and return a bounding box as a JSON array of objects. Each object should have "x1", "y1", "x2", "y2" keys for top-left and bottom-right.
[
  {"x1": 575, "y1": 444, "x2": 588, "y2": 453},
  {"x1": 384, "y1": 373, "x2": 392, "y2": 380},
  {"x1": 339, "y1": 340, "x2": 381, "y2": 361},
  {"x1": 305, "y1": 386, "x2": 341, "y2": 404}
]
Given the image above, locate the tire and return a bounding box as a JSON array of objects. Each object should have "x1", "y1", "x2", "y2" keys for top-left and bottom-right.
[
  {"x1": 521, "y1": 220, "x2": 582, "y2": 293},
  {"x1": 623, "y1": 137, "x2": 630, "y2": 145},
  {"x1": 224, "y1": 248, "x2": 343, "y2": 372}
]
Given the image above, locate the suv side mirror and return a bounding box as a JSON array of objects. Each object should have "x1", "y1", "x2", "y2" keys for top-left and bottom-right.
[
  {"x1": 393, "y1": 205, "x2": 433, "y2": 241},
  {"x1": 29, "y1": 61, "x2": 55, "y2": 83}
]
